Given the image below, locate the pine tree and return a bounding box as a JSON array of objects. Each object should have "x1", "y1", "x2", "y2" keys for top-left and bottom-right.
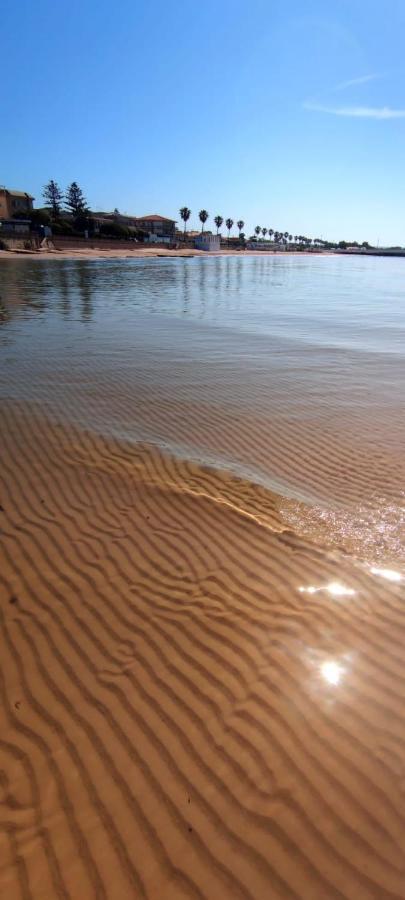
[
  {"x1": 65, "y1": 182, "x2": 88, "y2": 216},
  {"x1": 42, "y1": 179, "x2": 64, "y2": 217}
]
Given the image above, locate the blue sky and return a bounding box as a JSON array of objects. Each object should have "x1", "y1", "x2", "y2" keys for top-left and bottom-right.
[{"x1": 3, "y1": 0, "x2": 405, "y2": 244}]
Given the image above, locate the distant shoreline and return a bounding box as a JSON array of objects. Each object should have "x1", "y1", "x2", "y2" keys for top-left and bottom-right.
[
  {"x1": 0, "y1": 247, "x2": 330, "y2": 262},
  {"x1": 5, "y1": 246, "x2": 404, "y2": 263}
]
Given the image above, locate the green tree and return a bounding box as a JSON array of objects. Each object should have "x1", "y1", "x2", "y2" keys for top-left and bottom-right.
[
  {"x1": 225, "y1": 218, "x2": 234, "y2": 244},
  {"x1": 42, "y1": 179, "x2": 64, "y2": 217},
  {"x1": 74, "y1": 214, "x2": 95, "y2": 235},
  {"x1": 13, "y1": 207, "x2": 51, "y2": 226},
  {"x1": 99, "y1": 222, "x2": 129, "y2": 238},
  {"x1": 180, "y1": 207, "x2": 191, "y2": 237},
  {"x1": 237, "y1": 219, "x2": 244, "y2": 237},
  {"x1": 255, "y1": 226, "x2": 261, "y2": 238},
  {"x1": 199, "y1": 209, "x2": 209, "y2": 232},
  {"x1": 214, "y1": 215, "x2": 223, "y2": 234},
  {"x1": 262, "y1": 227, "x2": 268, "y2": 239},
  {"x1": 269, "y1": 228, "x2": 274, "y2": 241},
  {"x1": 65, "y1": 182, "x2": 88, "y2": 216}
]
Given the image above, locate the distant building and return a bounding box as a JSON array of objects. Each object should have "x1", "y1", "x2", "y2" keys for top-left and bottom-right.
[
  {"x1": 92, "y1": 211, "x2": 138, "y2": 230},
  {"x1": 194, "y1": 233, "x2": 221, "y2": 252},
  {"x1": 0, "y1": 187, "x2": 34, "y2": 220},
  {"x1": 135, "y1": 215, "x2": 176, "y2": 239},
  {"x1": 0, "y1": 219, "x2": 31, "y2": 234},
  {"x1": 92, "y1": 211, "x2": 176, "y2": 241},
  {"x1": 247, "y1": 241, "x2": 285, "y2": 250}
]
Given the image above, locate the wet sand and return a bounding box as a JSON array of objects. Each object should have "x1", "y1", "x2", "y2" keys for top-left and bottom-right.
[{"x1": 1, "y1": 402, "x2": 405, "y2": 898}]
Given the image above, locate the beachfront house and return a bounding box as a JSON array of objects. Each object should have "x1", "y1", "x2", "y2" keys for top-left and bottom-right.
[
  {"x1": 0, "y1": 187, "x2": 34, "y2": 220},
  {"x1": 135, "y1": 215, "x2": 176, "y2": 240},
  {"x1": 92, "y1": 211, "x2": 176, "y2": 242},
  {"x1": 92, "y1": 211, "x2": 138, "y2": 231}
]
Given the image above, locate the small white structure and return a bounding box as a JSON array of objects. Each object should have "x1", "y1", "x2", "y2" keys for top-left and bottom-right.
[
  {"x1": 247, "y1": 241, "x2": 286, "y2": 251},
  {"x1": 194, "y1": 233, "x2": 221, "y2": 252},
  {"x1": 147, "y1": 233, "x2": 172, "y2": 244}
]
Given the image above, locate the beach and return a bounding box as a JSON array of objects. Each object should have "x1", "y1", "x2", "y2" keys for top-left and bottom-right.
[
  {"x1": 1, "y1": 253, "x2": 405, "y2": 898},
  {"x1": 0, "y1": 246, "x2": 326, "y2": 262}
]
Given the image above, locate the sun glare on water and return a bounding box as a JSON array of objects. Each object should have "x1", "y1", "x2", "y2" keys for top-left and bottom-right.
[
  {"x1": 320, "y1": 660, "x2": 344, "y2": 686},
  {"x1": 298, "y1": 582, "x2": 356, "y2": 597},
  {"x1": 370, "y1": 566, "x2": 402, "y2": 582}
]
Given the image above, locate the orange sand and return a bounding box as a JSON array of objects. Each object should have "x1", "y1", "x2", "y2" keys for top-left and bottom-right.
[{"x1": 1, "y1": 402, "x2": 405, "y2": 898}]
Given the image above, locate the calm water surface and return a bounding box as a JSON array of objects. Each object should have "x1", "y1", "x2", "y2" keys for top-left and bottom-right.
[{"x1": 1, "y1": 254, "x2": 404, "y2": 563}]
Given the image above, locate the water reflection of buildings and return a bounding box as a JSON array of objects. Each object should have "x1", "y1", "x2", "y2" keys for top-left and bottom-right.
[
  {"x1": 0, "y1": 261, "x2": 48, "y2": 324},
  {"x1": 55, "y1": 262, "x2": 73, "y2": 318},
  {"x1": 1, "y1": 253, "x2": 302, "y2": 333},
  {"x1": 0, "y1": 259, "x2": 97, "y2": 325},
  {"x1": 75, "y1": 262, "x2": 94, "y2": 322},
  {"x1": 178, "y1": 256, "x2": 248, "y2": 321},
  {"x1": 182, "y1": 261, "x2": 191, "y2": 316},
  {"x1": 0, "y1": 296, "x2": 11, "y2": 326},
  {"x1": 197, "y1": 258, "x2": 207, "y2": 318}
]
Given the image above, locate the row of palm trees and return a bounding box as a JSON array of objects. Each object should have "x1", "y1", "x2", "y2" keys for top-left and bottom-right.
[
  {"x1": 254, "y1": 228, "x2": 315, "y2": 246},
  {"x1": 180, "y1": 208, "x2": 244, "y2": 240},
  {"x1": 179, "y1": 208, "x2": 314, "y2": 245}
]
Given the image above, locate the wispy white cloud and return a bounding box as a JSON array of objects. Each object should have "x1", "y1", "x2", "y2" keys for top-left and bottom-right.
[
  {"x1": 304, "y1": 101, "x2": 405, "y2": 119},
  {"x1": 335, "y1": 73, "x2": 381, "y2": 91}
]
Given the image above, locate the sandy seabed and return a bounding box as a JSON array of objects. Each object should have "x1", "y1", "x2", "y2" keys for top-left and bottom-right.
[{"x1": 1, "y1": 400, "x2": 405, "y2": 898}]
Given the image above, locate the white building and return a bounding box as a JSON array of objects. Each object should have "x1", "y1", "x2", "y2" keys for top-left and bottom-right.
[{"x1": 194, "y1": 233, "x2": 221, "y2": 252}]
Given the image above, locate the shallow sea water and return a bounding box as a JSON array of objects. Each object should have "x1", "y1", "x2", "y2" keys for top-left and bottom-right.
[{"x1": 1, "y1": 253, "x2": 404, "y2": 565}]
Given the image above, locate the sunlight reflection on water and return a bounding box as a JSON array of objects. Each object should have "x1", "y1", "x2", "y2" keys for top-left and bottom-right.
[
  {"x1": 298, "y1": 582, "x2": 356, "y2": 597},
  {"x1": 321, "y1": 660, "x2": 344, "y2": 686}
]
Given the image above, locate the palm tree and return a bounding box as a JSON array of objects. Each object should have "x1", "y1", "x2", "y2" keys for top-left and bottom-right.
[
  {"x1": 214, "y1": 215, "x2": 223, "y2": 234},
  {"x1": 262, "y1": 227, "x2": 268, "y2": 239},
  {"x1": 284, "y1": 231, "x2": 289, "y2": 242},
  {"x1": 254, "y1": 226, "x2": 261, "y2": 239},
  {"x1": 237, "y1": 219, "x2": 244, "y2": 238},
  {"x1": 269, "y1": 229, "x2": 274, "y2": 241},
  {"x1": 225, "y1": 218, "x2": 234, "y2": 244},
  {"x1": 199, "y1": 209, "x2": 209, "y2": 233},
  {"x1": 289, "y1": 234, "x2": 293, "y2": 243},
  {"x1": 180, "y1": 207, "x2": 191, "y2": 238}
]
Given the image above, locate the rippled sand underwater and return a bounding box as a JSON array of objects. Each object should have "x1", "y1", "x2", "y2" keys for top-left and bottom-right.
[{"x1": 1, "y1": 255, "x2": 405, "y2": 898}]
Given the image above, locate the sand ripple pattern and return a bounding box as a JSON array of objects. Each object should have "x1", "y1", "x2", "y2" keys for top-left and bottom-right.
[{"x1": 1, "y1": 402, "x2": 405, "y2": 898}]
